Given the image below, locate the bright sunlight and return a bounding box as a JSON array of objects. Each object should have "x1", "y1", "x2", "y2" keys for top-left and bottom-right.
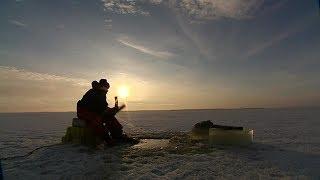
[{"x1": 117, "y1": 86, "x2": 129, "y2": 99}]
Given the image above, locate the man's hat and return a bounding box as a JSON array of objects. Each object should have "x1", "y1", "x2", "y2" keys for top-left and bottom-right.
[
  {"x1": 99, "y1": 79, "x2": 110, "y2": 89},
  {"x1": 91, "y1": 81, "x2": 99, "y2": 89}
]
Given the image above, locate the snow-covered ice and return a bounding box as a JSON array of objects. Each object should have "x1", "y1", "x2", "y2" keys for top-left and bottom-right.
[{"x1": 1, "y1": 108, "x2": 320, "y2": 179}]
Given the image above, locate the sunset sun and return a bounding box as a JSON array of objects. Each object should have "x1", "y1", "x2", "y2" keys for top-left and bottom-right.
[{"x1": 118, "y1": 86, "x2": 129, "y2": 99}]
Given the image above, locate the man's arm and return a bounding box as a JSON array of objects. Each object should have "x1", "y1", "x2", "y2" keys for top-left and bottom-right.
[
  {"x1": 116, "y1": 104, "x2": 126, "y2": 113},
  {"x1": 104, "y1": 104, "x2": 126, "y2": 116}
]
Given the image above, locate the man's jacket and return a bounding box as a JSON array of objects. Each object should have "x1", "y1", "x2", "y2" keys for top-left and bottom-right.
[{"x1": 77, "y1": 89, "x2": 108, "y2": 115}]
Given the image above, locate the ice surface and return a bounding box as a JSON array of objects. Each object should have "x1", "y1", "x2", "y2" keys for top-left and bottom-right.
[
  {"x1": 1, "y1": 108, "x2": 320, "y2": 179},
  {"x1": 132, "y1": 139, "x2": 169, "y2": 150}
]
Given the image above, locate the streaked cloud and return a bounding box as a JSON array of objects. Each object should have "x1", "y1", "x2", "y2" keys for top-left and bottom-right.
[
  {"x1": 246, "y1": 31, "x2": 294, "y2": 57},
  {"x1": 0, "y1": 66, "x2": 89, "y2": 86},
  {"x1": 104, "y1": 19, "x2": 113, "y2": 23},
  {"x1": 8, "y1": 20, "x2": 27, "y2": 27},
  {"x1": 0, "y1": 66, "x2": 92, "y2": 112},
  {"x1": 246, "y1": 16, "x2": 313, "y2": 57},
  {"x1": 117, "y1": 37, "x2": 174, "y2": 59}
]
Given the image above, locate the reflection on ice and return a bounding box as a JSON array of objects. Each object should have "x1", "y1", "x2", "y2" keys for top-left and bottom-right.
[{"x1": 133, "y1": 139, "x2": 169, "y2": 150}]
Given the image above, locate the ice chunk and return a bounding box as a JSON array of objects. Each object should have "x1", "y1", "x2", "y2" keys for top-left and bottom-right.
[{"x1": 209, "y1": 128, "x2": 253, "y2": 146}]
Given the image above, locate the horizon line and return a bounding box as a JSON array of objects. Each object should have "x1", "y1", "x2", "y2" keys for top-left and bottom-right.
[{"x1": 1, "y1": 106, "x2": 319, "y2": 114}]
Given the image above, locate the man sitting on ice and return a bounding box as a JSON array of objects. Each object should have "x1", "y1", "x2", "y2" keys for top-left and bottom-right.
[{"x1": 77, "y1": 79, "x2": 135, "y2": 146}]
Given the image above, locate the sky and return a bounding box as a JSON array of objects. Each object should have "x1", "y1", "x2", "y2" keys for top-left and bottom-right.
[{"x1": 0, "y1": 0, "x2": 320, "y2": 112}]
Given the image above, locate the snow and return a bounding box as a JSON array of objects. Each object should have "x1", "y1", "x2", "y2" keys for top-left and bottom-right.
[{"x1": 1, "y1": 108, "x2": 320, "y2": 179}]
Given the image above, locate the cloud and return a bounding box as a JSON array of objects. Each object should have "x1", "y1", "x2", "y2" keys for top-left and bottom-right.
[
  {"x1": 147, "y1": 0, "x2": 162, "y2": 5},
  {"x1": 101, "y1": 0, "x2": 265, "y2": 20},
  {"x1": 167, "y1": 0, "x2": 265, "y2": 20},
  {"x1": 0, "y1": 66, "x2": 92, "y2": 112},
  {"x1": 105, "y1": 24, "x2": 113, "y2": 30},
  {"x1": 102, "y1": 0, "x2": 151, "y2": 15},
  {"x1": 117, "y1": 37, "x2": 174, "y2": 59},
  {"x1": 257, "y1": 0, "x2": 289, "y2": 16},
  {"x1": 104, "y1": 19, "x2": 113, "y2": 23},
  {"x1": 0, "y1": 66, "x2": 89, "y2": 86},
  {"x1": 246, "y1": 31, "x2": 294, "y2": 57},
  {"x1": 8, "y1": 20, "x2": 27, "y2": 27},
  {"x1": 246, "y1": 15, "x2": 313, "y2": 57}
]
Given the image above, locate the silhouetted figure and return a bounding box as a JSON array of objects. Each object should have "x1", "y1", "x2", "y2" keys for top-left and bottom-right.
[
  {"x1": 91, "y1": 80, "x2": 100, "y2": 90},
  {"x1": 77, "y1": 79, "x2": 130, "y2": 145}
]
